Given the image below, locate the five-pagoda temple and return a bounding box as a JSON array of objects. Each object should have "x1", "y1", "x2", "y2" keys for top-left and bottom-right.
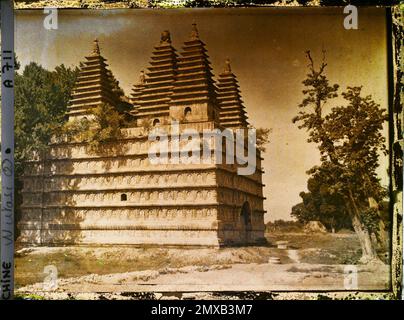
[{"x1": 18, "y1": 25, "x2": 266, "y2": 247}]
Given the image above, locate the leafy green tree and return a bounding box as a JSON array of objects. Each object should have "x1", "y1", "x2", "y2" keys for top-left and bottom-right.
[
  {"x1": 255, "y1": 127, "x2": 272, "y2": 153},
  {"x1": 12, "y1": 61, "x2": 78, "y2": 238},
  {"x1": 63, "y1": 103, "x2": 127, "y2": 154},
  {"x1": 293, "y1": 51, "x2": 388, "y2": 263},
  {"x1": 61, "y1": 116, "x2": 91, "y2": 142},
  {"x1": 87, "y1": 102, "x2": 126, "y2": 152},
  {"x1": 291, "y1": 177, "x2": 351, "y2": 233},
  {"x1": 14, "y1": 62, "x2": 79, "y2": 174}
]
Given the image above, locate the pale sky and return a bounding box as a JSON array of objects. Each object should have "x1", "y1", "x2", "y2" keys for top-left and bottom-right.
[{"x1": 15, "y1": 7, "x2": 389, "y2": 222}]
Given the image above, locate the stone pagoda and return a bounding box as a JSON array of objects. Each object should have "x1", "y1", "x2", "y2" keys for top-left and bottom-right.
[
  {"x1": 217, "y1": 59, "x2": 249, "y2": 129},
  {"x1": 67, "y1": 39, "x2": 129, "y2": 120},
  {"x1": 18, "y1": 25, "x2": 266, "y2": 247}
]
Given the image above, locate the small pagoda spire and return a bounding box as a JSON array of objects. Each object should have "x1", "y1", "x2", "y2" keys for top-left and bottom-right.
[
  {"x1": 189, "y1": 23, "x2": 199, "y2": 41},
  {"x1": 132, "y1": 30, "x2": 178, "y2": 121},
  {"x1": 139, "y1": 70, "x2": 146, "y2": 84},
  {"x1": 170, "y1": 23, "x2": 218, "y2": 123},
  {"x1": 160, "y1": 30, "x2": 172, "y2": 45},
  {"x1": 130, "y1": 70, "x2": 147, "y2": 115},
  {"x1": 224, "y1": 58, "x2": 232, "y2": 73},
  {"x1": 217, "y1": 59, "x2": 249, "y2": 129},
  {"x1": 91, "y1": 38, "x2": 100, "y2": 55},
  {"x1": 67, "y1": 38, "x2": 127, "y2": 120}
]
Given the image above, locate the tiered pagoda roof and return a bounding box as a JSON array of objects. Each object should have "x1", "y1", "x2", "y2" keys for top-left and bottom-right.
[
  {"x1": 133, "y1": 31, "x2": 178, "y2": 120},
  {"x1": 130, "y1": 70, "x2": 146, "y2": 116},
  {"x1": 170, "y1": 24, "x2": 218, "y2": 109},
  {"x1": 128, "y1": 25, "x2": 251, "y2": 128},
  {"x1": 67, "y1": 39, "x2": 123, "y2": 119},
  {"x1": 217, "y1": 59, "x2": 249, "y2": 129}
]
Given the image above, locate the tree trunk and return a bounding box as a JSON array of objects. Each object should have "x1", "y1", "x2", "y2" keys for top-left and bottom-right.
[
  {"x1": 347, "y1": 191, "x2": 380, "y2": 264},
  {"x1": 368, "y1": 196, "x2": 387, "y2": 249}
]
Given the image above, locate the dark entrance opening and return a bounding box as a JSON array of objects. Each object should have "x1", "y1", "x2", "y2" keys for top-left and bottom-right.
[
  {"x1": 240, "y1": 201, "x2": 252, "y2": 243},
  {"x1": 184, "y1": 107, "x2": 192, "y2": 121}
]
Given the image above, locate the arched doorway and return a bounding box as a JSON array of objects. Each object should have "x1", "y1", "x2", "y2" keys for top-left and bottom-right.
[
  {"x1": 240, "y1": 201, "x2": 252, "y2": 243},
  {"x1": 184, "y1": 107, "x2": 192, "y2": 121}
]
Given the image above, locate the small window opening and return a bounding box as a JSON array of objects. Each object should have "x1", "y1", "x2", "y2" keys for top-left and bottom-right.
[{"x1": 184, "y1": 107, "x2": 192, "y2": 120}]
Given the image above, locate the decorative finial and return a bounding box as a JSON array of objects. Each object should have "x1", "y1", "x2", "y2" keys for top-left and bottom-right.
[
  {"x1": 139, "y1": 70, "x2": 145, "y2": 84},
  {"x1": 92, "y1": 38, "x2": 100, "y2": 55},
  {"x1": 160, "y1": 30, "x2": 171, "y2": 44},
  {"x1": 224, "y1": 58, "x2": 232, "y2": 73},
  {"x1": 190, "y1": 23, "x2": 199, "y2": 41}
]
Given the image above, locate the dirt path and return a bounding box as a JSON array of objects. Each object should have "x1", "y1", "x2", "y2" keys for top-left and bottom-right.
[
  {"x1": 15, "y1": 232, "x2": 391, "y2": 295},
  {"x1": 17, "y1": 262, "x2": 390, "y2": 293}
]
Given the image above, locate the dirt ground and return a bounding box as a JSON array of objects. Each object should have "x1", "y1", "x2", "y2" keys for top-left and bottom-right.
[{"x1": 15, "y1": 231, "x2": 391, "y2": 296}]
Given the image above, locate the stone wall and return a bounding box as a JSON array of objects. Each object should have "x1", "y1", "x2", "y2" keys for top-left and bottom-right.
[{"x1": 19, "y1": 121, "x2": 266, "y2": 246}]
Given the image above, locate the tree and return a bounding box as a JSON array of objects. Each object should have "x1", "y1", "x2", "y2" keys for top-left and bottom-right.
[
  {"x1": 12, "y1": 61, "x2": 78, "y2": 238},
  {"x1": 293, "y1": 51, "x2": 388, "y2": 263},
  {"x1": 62, "y1": 103, "x2": 127, "y2": 154},
  {"x1": 255, "y1": 127, "x2": 272, "y2": 153},
  {"x1": 14, "y1": 62, "x2": 79, "y2": 175},
  {"x1": 291, "y1": 176, "x2": 351, "y2": 233}
]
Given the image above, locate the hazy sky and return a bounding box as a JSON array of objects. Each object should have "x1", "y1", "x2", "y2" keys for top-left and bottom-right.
[{"x1": 15, "y1": 8, "x2": 389, "y2": 221}]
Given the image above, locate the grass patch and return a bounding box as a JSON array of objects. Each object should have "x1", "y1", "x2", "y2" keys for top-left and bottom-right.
[
  {"x1": 15, "y1": 232, "x2": 389, "y2": 288},
  {"x1": 15, "y1": 245, "x2": 282, "y2": 287}
]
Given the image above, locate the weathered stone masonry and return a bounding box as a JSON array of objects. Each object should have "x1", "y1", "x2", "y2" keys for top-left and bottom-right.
[{"x1": 18, "y1": 25, "x2": 267, "y2": 247}]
